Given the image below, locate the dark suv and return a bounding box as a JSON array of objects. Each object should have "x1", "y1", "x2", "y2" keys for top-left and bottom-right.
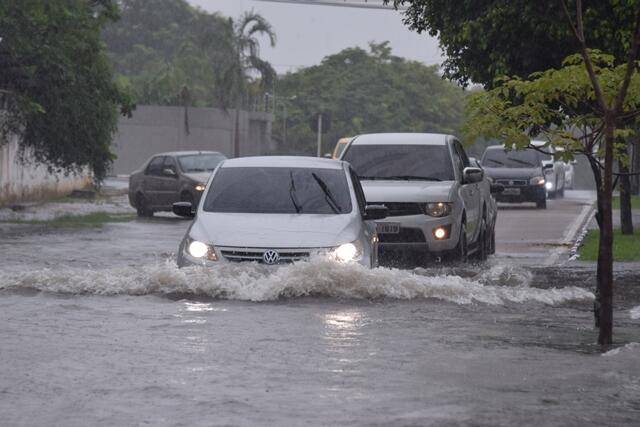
[{"x1": 481, "y1": 146, "x2": 550, "y2": 209}]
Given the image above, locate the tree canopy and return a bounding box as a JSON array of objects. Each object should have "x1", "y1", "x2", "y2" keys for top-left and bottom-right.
[
  {"x1": 102, "y1": 0, "x2": 275, "y2": 109},
  {"x1": 273, "y1": 42, "x2": 466, "y2": 155},
  {"x1": 0, "y1": 0, "x2": 133, "y2": 181},
  {"x1": 386, "y1": 0, "x2": 637, "y2": 87}
]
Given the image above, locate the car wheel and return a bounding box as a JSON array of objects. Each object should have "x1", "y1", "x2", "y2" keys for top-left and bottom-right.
[
  {"x1": 489, "y1": 223, "x2": 496, "y2": 255},
  {"x1": 135, "y1": 193, "x2": 153, "y2": 217},
  {"x1": 536, "y1": 197, "x2": 547, "y2": 209},
  {"x1": 471, "y1": 218, "x2": 489, "y2": 262},
  {"x1": 454, "y1": 222, "x2": 468, "y2": 263}
]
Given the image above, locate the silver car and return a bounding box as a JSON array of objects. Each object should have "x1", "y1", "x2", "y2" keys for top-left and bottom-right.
[
  {"x1": 340, "y1": 133, "x2": 497, "y2": 266},
  {"x1": 173, "y1": 156, "x2": 387, "y2": 268}
]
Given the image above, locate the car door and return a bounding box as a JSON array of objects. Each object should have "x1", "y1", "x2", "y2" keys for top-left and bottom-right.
[
  {"x1": 159, "y1": 156, "x2": 181, "y2": 207},
  {"x1": 453, "y1": 140, "x2": 481, "y2": 238},
  {"x1": 144, "y1": 156, "x2": 166, "y2": 208}
]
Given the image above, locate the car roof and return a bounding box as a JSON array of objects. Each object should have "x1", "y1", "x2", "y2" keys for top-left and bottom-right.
[
  {"x1": 220, "y1": 156, "x2": 346, "y2": 170},
  {"x1": 350, "y1": 133, "x2": 453, "y2": 146},
  {"x1": 152, "y1": 150, "x2": 225, "y2": 157}
]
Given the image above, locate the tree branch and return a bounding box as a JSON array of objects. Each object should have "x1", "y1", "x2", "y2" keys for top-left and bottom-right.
[{"x1": 613, "y1": 9, "x2": 640, "y2": 114}]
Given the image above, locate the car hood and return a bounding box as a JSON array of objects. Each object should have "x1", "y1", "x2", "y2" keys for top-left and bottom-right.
[
  {"x1": 361, "y1": 180, "x2": 454, "y2": 203},
  {"x1": 189, "y1": 212, "x2": 360, "y2": 248},
  {"x1": 483, "y1": 167, "x2": 542, "y2": 179},
  {"x1": 183, "y1": 172, "x2": 211, "y2": 183}
]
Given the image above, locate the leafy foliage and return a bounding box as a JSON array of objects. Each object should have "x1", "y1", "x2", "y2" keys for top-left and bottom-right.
[
  {"x1": 273, "y1": 42, "x2": 466, "y2": 155},
  {"x1": 102, "y1": 1, "x2": 275, "y2": 109},
  {"x1": 0, "y1": 0, "x2": 133, "y2": 181},
  {"x1": 386, "y1": 0, "x2": 638, "y2": 87}
]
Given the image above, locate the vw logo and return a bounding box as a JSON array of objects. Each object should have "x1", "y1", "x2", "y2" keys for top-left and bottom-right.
[{"x1": 262, "y1": 250, "x2": 280, "y2": 265}]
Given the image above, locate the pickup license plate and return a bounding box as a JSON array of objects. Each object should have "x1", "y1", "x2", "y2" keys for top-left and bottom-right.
[
  {"x1": 502, "y1": 188, "x2": 521, "y2": 196},
  {"x1": 377, "y1": 222, "x2": 400, "y2": 234}
]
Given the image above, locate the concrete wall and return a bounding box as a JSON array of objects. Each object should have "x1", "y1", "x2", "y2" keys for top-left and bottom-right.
[
  {"x1": 0, "y1": 135, "x2": 91, "y2": 206},
  {"x1": 110, "y1": 105, "x2": 273, "y2": 175}
]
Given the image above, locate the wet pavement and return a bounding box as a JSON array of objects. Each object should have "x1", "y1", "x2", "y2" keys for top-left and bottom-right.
[{"x1": 0, "y1": 184, "x2": 638, "y2": 426}]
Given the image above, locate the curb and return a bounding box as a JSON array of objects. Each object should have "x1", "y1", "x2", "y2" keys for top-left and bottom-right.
[{"x1": 568, "y1": 202, "x2": 597, "y2": 262}]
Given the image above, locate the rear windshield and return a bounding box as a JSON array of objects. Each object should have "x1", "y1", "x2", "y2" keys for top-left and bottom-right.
[
  {"x1": 178, "y1": 154, "x2": 226, "y2": 173},
  {"x1": 342, "y1": 144, "x2": 455, "y2": 181},
  {"x1": 203, "y1": 167, "x2": 352, "y2": 214}
]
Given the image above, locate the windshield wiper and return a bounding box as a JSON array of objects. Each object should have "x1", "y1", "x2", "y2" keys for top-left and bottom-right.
[
  {"x1": 289, "y1": 171, "x2": 302, "y2": 213},
  {"x1": 508, "y1": 158, "x2": 535, "y2": 167},
  {"x1": 486, "y1": 159, "x2": 504, "y2": 166},
  {"x1": 383, "y1": 175, "x2": 442, "y2": 181},
  {"x1": 311, "y1": 173, "x2": 341, "y2": 214},
  {"x1": 188, "y1": 168, "x2": 206, "y2": 172}
]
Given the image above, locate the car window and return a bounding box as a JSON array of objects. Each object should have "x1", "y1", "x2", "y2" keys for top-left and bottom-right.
[
  {"x1": 342, "y1": 144, "x2": 455, "y2": 181},
  {"x1": 178, "y1": 154, "x2": 226, "y2": 172},
  {"x1": 454, "y1": 141, "x2": 471, "y2": 168},
  {"x1": 349, "y1": 167, "x2": 367, "y2": 215},
  {"x1": 163, "y1": 156, "x2": 177, "y2": 174},
  {"x1": 203, "y1": 167, "x2": 353, "y2": 214},
  {"x1": 482, "y1": 148, "x2": 543, "y2": 168},
  {"x1": 146, "y1": 156, "x2": 165, "y2": 176}
]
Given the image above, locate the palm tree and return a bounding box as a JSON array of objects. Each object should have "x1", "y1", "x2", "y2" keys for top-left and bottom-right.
[{"x1": 210, "y1": 11, "x2": 276, "y2": 156}]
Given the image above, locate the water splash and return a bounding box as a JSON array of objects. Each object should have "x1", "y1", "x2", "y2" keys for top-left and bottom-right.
[
  {"x1": 0, "y1": 259, "x2": 594, "y2": 304},
  {"x1": 630, "y1": 306, "x2": 640, "y2": 320}
]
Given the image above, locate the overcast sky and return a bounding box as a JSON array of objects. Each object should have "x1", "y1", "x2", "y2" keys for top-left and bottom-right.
[{"x1": 187, "y1": 0, "x2": 443, "y2": 74}]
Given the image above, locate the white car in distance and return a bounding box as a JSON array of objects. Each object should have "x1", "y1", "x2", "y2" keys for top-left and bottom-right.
[{"x1": 173, "y1": 156, "x2": 387, "y2": 268}]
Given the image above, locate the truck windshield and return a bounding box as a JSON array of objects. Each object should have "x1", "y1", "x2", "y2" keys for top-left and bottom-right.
[
  {"x1": 203, "y1": 167, "x2": 352, "y2": 214},
  {"x1": 342, "y1": 144, "x2": 455, "y2": 181}
]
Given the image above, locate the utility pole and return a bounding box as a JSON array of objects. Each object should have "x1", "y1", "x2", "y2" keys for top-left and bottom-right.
[{"x1": 316, "y1": 113, "x2": 323, "y2": 157}]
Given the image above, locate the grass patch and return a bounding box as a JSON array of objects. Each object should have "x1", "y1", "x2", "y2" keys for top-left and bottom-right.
[
  {"x1": 612, "y1": 195, "x2": 640, "y2": 209},
  {"x1": 0, "y1": 212, "x2": 134, "y2": 227},
  {"x1": 579, "y1": 228, "x2": 640, "y2": 261}
]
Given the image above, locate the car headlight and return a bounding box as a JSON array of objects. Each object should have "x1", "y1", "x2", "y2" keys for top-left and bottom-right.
[
  {"x1": 195, "y1": 183, "x2": 206, "y2": 192},
  {"x1": 186, "y1": 239, "x2": 217, "y2": 261},
  {"x1": 333, "y1": 241, "x2": 363, "y2": 262},
  {"x1": 530, "y1": 176, "x2": 545, "y2": 186},
  {"x1": 425, "y1": 202, "x2": 452, "y2": 217}
]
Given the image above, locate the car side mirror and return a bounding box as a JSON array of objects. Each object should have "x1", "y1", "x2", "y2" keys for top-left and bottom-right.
[
  {"x1": 490, "y1": 183, "x2": 504, "y2": 194},
  {"x1": 542, "y1": 163, "x2": 553, "y2": 170},
  {"x1": 363, "y1": 204, "x2": 388, "y2": 221},
  {"x1": 463, "y1": 167, "x2": 483, "y2": 183},
  {"x1": 173, "y1": 201, "x2": 195, "y2": 218},
  {"x1": 163, "y1": 168, "x2": 177, "y2": 177}
]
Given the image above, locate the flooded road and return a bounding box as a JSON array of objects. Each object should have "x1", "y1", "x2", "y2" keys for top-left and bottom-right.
[{"x1": 1, "y1": 189, "x2": 639, "y2": 426}]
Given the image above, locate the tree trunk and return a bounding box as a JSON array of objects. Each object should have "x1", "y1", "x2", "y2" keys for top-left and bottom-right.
[
  {"x1": 233, "y1": 106, "x2": 240, "y2": 158},
  {"x1": 597, "y1": 118, "x2": 615, "y2": 347},
  {"x1": 632, "y1": 138, "x2": 640, "y2": 195},
  {"x1": 619, "y1": 158, "x2": 634, "y2": 234},
  {"x1": 588, "y1": 156, "x2": 603, "y2": 328}
]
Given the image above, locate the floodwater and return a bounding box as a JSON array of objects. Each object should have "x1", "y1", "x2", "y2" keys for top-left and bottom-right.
[{"x1": 1, "y1": 197, "x2": 639, "y2": 426}]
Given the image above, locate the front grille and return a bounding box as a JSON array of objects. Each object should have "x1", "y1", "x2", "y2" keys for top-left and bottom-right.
[
  {"x1": 378, "y1": 228, "x2": 426, "y2": 243},
  {"x1": 220, "y1": 249, "x2": 310, "y2": 263},
  {"x1": 368, "y1": 202, "x2": 424, "y2": 217},
  {"x1": 497, "y1": 179, "x2": 528, "y2": 186}
]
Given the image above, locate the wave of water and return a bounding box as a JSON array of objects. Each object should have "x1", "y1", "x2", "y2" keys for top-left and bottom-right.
[
  {"x1": 631, "y1": 306, "x2": 640, "y2": 320},
  {"x1": 0, "y1": 259, "x2": 594, "y2": 304}
]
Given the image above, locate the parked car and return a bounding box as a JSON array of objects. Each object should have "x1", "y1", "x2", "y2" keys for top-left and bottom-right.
[
  {"x1": 129, "y1": 151, "x2": 226, "y2": 217},
  {"x1": 340, "y1": 133, "x2": 498, "y2": 265},
  {"x1": 173, "y1": 156, "x2": 387, "y2": 268}
]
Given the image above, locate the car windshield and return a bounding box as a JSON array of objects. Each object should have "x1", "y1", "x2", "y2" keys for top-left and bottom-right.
[
  {"x1": 482, "y1": 148, "x2": 547, "y2": 168},
  {"x1": 178, "y1": 154, "x2": 225, "y2": 172},
  {"x1": 203, "y1": 167, "x2": 352, "y2": 214},
  {"x1": 342, "y1": 144, "x2": 455, "y2": 181}
]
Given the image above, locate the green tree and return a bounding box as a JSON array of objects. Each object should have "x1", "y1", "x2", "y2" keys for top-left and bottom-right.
[
  {"x1": 102, "y1": 0, "x2": 234, "y2": 107},
  {"x1": 451, "y1": 1, "x2": 640, "y2": 346},
  {"x1": 273, "y1": 42, "x2": 465, "y2": 155},
  {"x1": 0, "y1": 0, "x2": 133, "y2": 182}
]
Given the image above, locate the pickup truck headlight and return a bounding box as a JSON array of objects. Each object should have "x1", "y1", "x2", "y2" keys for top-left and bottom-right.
[
  {"x1": 425, "y1": 202, "x2": 452, "y2": 217},
  {"x1": 530, "y1": 176, "x2": 545, "y2": 186},
  {"x1": 195, "y1": 183, "x2": 206, "y2": 192}
]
